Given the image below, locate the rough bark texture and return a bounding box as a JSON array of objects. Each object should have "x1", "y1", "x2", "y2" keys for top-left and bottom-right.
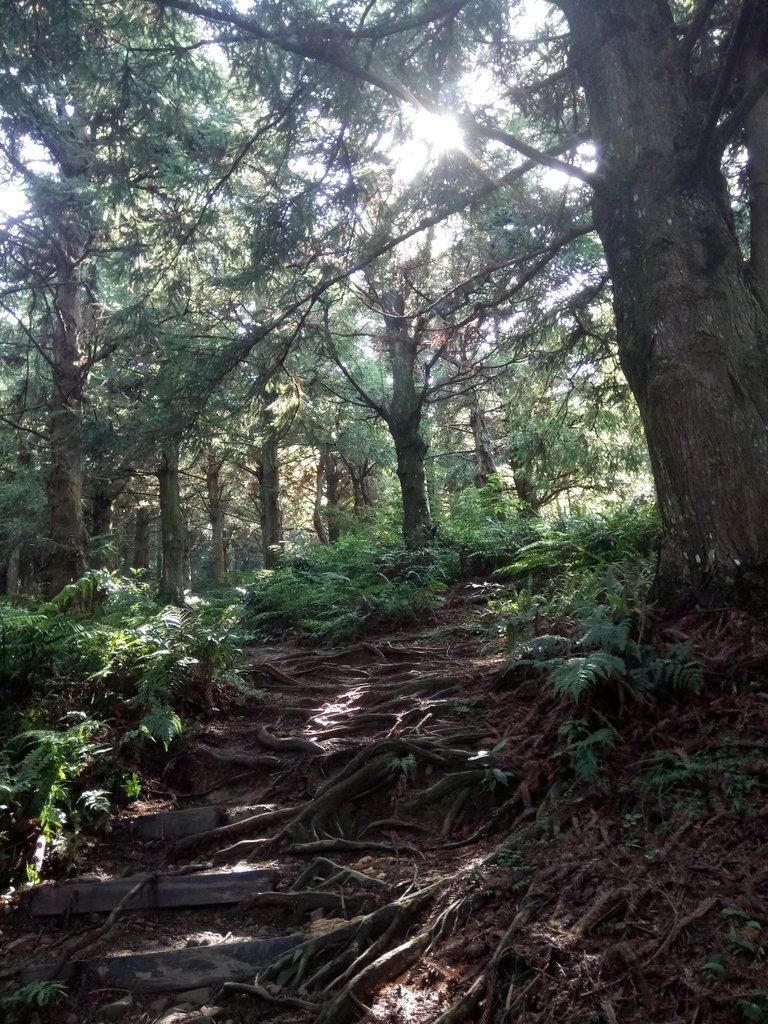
[
  {"x1": 206, "y1": 454, "x2": 228, "y2": 585},
  {"x1": 744, "y1": 6, "x2": 768, "y2": 308},
  {"x1": 45, "y1": 227, "x2": 87, "y2": 597},
  {"x1": 559, "y1": 0, "x2": 768, "y2": 604},
  {"x1": 383, "y1": 304, "x2": 432, "y2": 548},
  {"x1": 158, "y1": 443, "x2": 185, "y2": 606}
]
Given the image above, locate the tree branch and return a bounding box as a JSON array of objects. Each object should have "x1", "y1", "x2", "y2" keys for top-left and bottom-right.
[
  {"x1": 156, "y1": 0, "x2": 595, "y2": 185},
  {"x1": 695, "y1": 0, "x2": 756, "y2": 161},
  {"x1": 679, "y1": 0, "x2": 723, "y2": 64}
]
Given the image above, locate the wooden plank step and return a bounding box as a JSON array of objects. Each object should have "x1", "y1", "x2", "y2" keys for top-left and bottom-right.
[
  {"x1": 129, "y1": 806, "x2": 226, "y2": 840},
  {"x1": 23, "y1": 935, "x2": 301, "y2": 991},
  {"x1": 24, "y1": 868, "x2": 277, "y2": 916}
]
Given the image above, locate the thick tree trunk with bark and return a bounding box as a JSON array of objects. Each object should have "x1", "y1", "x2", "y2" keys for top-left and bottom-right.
[
  {"x1": 744, "y1": 6, "x2": 768, "y2": 308},
  {"x1": 383, "y1": 308, "x2": 432, "y2": 548},
  {"x1": 559, "y1": 0, "x2": 768, "y2": 604},
  {"x1": 206, "y1": 454, "x2": 228, "y2": 585},
  {"x1": 45, "y1": 232, "x2": 87, "y2": 598},
  {"x1": 158, "y1": 442, "x2": 185, "y2": 605},
  {"x1": 347, "y1": 460, "x2": 378, "y2": 515},
  {"x1": 392, "y1": 426, "x2": 431, "y2": 548}
]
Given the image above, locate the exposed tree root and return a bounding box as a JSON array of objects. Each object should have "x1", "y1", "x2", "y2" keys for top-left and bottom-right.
[
  {"x1": 199, "y1": 745, "x2": 281, "y2": 769},
  {"x1": 258, "y1": 882, "x2": 441, "y2": 1005},
  {"x1": 290, "y1": 857, "x2": 390, "y2": 891},
  {"x1": 174, "y1": 804, "x2": 300, "y2": 854},
  {"x1": 288, "y1": 838, "x2": 421, "y2": 856},
  {"x1": 253, "y1": 724, "x2": 325, "y2": 754},
  {"x1": 221, "y1": 981, "x2": 320, "y2": 1011}
]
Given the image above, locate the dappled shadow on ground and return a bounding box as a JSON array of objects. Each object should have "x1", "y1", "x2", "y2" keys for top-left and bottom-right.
[{"x1": 2, "y1": 590, "x2": 768, "y2": 1023}]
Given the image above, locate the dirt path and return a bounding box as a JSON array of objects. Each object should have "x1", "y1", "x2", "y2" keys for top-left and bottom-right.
[{"x1": 3, "y1": 607, "x2": 768, "y2": 1023}]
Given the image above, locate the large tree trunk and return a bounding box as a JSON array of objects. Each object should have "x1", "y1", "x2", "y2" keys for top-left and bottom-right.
[
  {"x1": 157, "y1": 442, "x2": 185, "y2": 605},
  {"x1": 559, "y1": 0, "x2": 768, "y2": 604},
  {"x1": 384, "y1": 306, "x2": 432, "y2": 548},
  {"x1": 392, "y1": 426, "x2": 431, "y2": 548},
  {"x1": 206, "y1": 454, "x2": 228, "y2": 585},
  {"x1": 744, "y1": 6, "x2": 768, "y2": 308},
  {"x1": 45, "y1": 232, "x2": 87, "y2": 597}
]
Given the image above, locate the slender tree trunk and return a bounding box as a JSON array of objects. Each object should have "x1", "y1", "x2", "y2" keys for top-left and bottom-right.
[
  {"x1": 206, "y1": 454, "x2": 228, "y2": 585},
  {"x1": 45, "y1": 232, "x2": 86, "y2": 597},
  {"x1": 469, "y1": 395, "x2": 497, "y2": 487},
  {"x1": 133, "y1": 506, "x2": 151, "y2": 576},
  {"x1": 313, "y1": 453, "x2": 330, "y2": 544},
  {"x1": 89, "y1": 479, "x2": 125, "y2": 569},
  {"x1": 348, "y1": 460, "x2": 378, "y2": 517},
  {"x1": 559, "y1": 0, "x2": 768, "y2": 603},
  {"x1": 360, "y1": 465, "x2": 377, "y2": 508},
  {"x1": 182, "y1": 515, "x2": 192, "y2": 592},
  {"x1": 258, "y1": 417, "x2": 282, "y2": 569},
  {"x1": 510, "y1": 468, "x2": 541, "y2": 517},
  {"x1": 157, "y1": 442, "x2": 185, "y2": 605},
  {"x1": 325, "y1": 454, "x2": 341, "y2": 542},
  {"x1": 6, "y1": 547, "x2": 20, "y2": 599}
]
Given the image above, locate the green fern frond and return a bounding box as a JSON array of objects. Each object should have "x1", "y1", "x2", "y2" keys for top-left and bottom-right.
[
  {"x1": 631, "y1": 644, "x2": 703, "y2": 695},
  {"x1": 579, "y1": 610, "x2": 638, "y2": 658},
  {"x1": 549, "y1": 651, "x2": 626, "y2": 700}
]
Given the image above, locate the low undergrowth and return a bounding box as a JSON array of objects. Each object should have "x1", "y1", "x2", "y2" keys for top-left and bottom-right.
[{"x1": 0, "y1": 572, "x2": 246, "y2": 885}]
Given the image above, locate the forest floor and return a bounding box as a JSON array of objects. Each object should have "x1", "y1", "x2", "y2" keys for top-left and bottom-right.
[{"x1": 2, "y1": 585, "x2": 768, "y2": 1024}]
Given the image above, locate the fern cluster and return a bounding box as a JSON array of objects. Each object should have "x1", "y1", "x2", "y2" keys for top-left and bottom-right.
[
  {"x1": 1, "y1": 712, "x2": 111, "y2": 840},
  {"x1": 241, "y1": 532, "x2": 449, "y2": 644},
  {"x1": 0, "y1": 576, "x2": 248, "y2": 875},
  {"x1": 499, "y1": 500, "x2": 661, "y2": 580},
  {"x1": 630, "y1": 746, "x2": 767, "y2": 817},
  {"x1": 509, "y1": 606, "x2": 703, "y2": 705}
]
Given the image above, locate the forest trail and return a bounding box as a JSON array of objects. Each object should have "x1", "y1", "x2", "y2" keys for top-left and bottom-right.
[{"x1": 4, "y1": 594, "x2": 768, "y2": 1024}]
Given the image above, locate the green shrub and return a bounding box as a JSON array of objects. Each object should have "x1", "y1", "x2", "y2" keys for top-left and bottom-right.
[
  {"x1": 241, "y1": 530, "x2": 450, "y2": 644},
  {"x1": 439, "y1": 476, "x2": 537, "y2": 572}
]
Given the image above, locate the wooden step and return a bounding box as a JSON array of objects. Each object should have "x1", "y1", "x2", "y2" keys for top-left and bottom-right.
[
  {"x1": 23, "y1": 935, "x2": 301, "y2": 991},
  {"x1": 129, "y1": 806, "x2": 226, "y2": 840},
  {"x1": 24, "y1": 868, "x2": 277, "y2": 916}
]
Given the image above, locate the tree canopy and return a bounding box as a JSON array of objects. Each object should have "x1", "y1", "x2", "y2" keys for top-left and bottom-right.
[{"x1": 0, "y1": 0, "x2": 765, "y2": 606}]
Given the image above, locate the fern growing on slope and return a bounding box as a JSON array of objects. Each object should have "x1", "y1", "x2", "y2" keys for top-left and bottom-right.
[{"x1": 507, "y1": 605, "x2": 702, "y2": 706}]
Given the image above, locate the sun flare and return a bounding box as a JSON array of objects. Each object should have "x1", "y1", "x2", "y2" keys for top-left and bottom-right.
[{"x1": 409, "y1": 109, "x2": 465, "y2": 155}]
